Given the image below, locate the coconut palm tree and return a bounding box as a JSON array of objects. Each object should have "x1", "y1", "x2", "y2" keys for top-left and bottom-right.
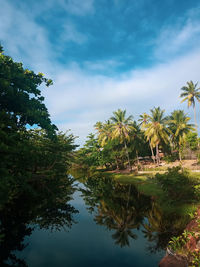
[
  {"x1": 180, "y1": 81, "x2": 200, "y2": 131},
  {"x1": 94, "y1": 120, "x2": 112, "y2": 147},
  {"x1": 138, "y1": 113, "x2": 155, "y2": 164},
  {"x1": 144, "y1": 107, "x2": 169, "y2": 165},
  {"x1": 95, "y1": 120, "x2": 121, "y2": 169},
  {"x1": 167, "y1": 110, "x2": 194, "y2": 161},
  {"x1": 110, "y1": 109, "x2": 134, "y2": 171}
]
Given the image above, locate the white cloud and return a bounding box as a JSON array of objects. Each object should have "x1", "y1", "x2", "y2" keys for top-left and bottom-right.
[
  {"x1": 0, "y1": 0, "x2": 54, "y2": 73},
  {"x1": 62, "y1": 22, "x2": 88, "y2": 44},
  {"x1": 155, "y1": 6, "x2": 200, "y2": 59},
  {"x1": 1, "y1": 0, "x2": 200, "y2": 147},
  {"x1": 43, "y1": 48, "x2": 200, "y2": 145},
  {"x1": 58, "y1": 0, "x2": 94, "y2": 16}
]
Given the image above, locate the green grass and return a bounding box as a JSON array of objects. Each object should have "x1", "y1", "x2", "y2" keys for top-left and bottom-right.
[
  {"x1": 112, "y1": 173, "x2": 163, "y2": 197},
  {"x1": 111, "y1": 172, "x2": 200, "y2": 215}
]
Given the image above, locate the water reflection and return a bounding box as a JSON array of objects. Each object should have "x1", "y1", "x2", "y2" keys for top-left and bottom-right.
[
  {"x1": 0, "y1": 173, "x2": 191, "y2": 266},
  {"x1": 0, "y1": 177, "x2": 78, "y2": 267},
  {"x1": 80, "y1": 175, "x2": 190, "y2": 251}
]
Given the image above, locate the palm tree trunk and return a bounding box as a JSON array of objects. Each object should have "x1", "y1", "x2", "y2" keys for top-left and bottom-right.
[
  {"x1": 115, "y1": 156, "x2": 119, "y2": 169},
  {"x1": 136, "y1": 150, "x2": 140, "y2": 172},
  {"x1": 156, "y1": 144, "x2": 160, "y2": 165},
  {"x1": 149, "y1": 140, "x2": 155, "y2": 164},
  {"x1": 124, "y1": 140, "x2": 132, "y2": 171},
  {"x1": 194, "y1": 105, "x2": 198, "y2": 131},
  {"x1": 136, "y1": 150, "x2": 139, "y2": 165},
  {"x1": 179, "y1": 150, "x2": 182, "y2": 161}
]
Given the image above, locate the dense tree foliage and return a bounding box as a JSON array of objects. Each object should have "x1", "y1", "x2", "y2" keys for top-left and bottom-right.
[
  {"x1": 180, "y1": 81, "x2": 200, "y2": 130},
  {"x1": 74, "y1": 105, "x2": 198, "y2": 172},
  {"x1": 0, "y1": 47, "x2": 76, "y2": 225}
]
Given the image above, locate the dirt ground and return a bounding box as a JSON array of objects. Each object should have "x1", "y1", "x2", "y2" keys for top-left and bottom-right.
[
  {"x1": 107, "y1": 159, "x2": 200, "y2": 174},
  {"x1": 147, "y1": 159, "x2": 200, "y2": 170}
]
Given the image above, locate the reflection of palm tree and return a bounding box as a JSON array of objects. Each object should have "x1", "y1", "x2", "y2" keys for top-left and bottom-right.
[
  {"x1": 180, "y1": 81, "x2": 200, "y2": 130},
  {"x1": 110, "y1": 109, "x2": 134, "y2": 171},
  {"x1": 82, "y1": 177, "x2": 151, "y2": 247},
  {"x1": 142, "y1": 202, "x2": 189, "y2": 253},
  {"x1": 95, "y1": 200, "x2": 139, "y2": 247},
  {"x1": 112, "y1": 227, "x2": 137, "y2": 247}
]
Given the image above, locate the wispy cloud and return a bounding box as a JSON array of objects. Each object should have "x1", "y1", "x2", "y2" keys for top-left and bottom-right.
[
  {"x1": 62, "y1": 22, "x2": 88, "y2": 44},
  {"x1": 1, "y1": 0, "x2": 200, "y2": 146},
  {"x1": 0, "y1": 0, "x2": 54, "y2": 73},
  {"x1": 154, "y1": 6, "x2": 200, "y2": 59},
  {"x1": 43, "y1": 48, "x2": 200, "y2": 145},
  {"x1": 58, "y1": 0, "x2": 94, "y2": 16}
]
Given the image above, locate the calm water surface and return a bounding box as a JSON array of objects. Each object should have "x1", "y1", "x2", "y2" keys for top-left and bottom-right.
[{"x1": 1, "y1": 176, "x2": 189, "y2": 267}]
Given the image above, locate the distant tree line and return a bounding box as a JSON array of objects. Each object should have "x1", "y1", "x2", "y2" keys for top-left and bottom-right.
[{"x1": 75, "y1": 81, "x2": 200, "y2": 171}]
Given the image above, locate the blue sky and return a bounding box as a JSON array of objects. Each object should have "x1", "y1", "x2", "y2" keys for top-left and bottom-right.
[{"x1": 1, "y1": 0, "x2": 200, "y2": 145}]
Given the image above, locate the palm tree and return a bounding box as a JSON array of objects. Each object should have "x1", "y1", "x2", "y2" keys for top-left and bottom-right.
[
  {"x1": 167, "y1": 110, "x2": 194, "y2": 161},
  {"x1": 138, "y1": 113, "x2": 155, "y2": 164},
  {"x1": 144, "y1": 107, "x2": 169, "y2": 165},
  {"x1": 110, "y1": 109, "x2": 134, "y2": 171},
  {"x1": 94, "y1": 120, "x2": 112, "y2": 147},
  {"x1": 180, "y1": 81, "x2": 200, "y2": 131},
  {"x1": 95, "y1": 120, "x2": 121, "y2": 169}
]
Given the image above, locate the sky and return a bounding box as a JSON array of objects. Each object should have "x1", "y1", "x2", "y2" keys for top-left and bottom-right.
[{"x1": 1, "y1": 0, "x2": 200, "y2": 146}]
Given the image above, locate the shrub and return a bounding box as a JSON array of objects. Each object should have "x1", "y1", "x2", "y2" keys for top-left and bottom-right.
[
  {"x1": 163, "y1": 154, "x2": 178, "y2": 163},
  {"x1": 155, "y1": 167, "x2": 196, "y2": 202}
]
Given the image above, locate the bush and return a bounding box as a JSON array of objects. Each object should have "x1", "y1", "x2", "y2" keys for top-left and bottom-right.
[
  {"x1": 155, "y1": 167, "x2": 196, "y2": 202},
  {"x1": 163, "y1": 154, "x2": 178, "y2": 163}
]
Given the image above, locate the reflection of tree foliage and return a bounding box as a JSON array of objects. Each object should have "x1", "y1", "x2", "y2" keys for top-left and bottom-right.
[
  {"x1": 142, "y1": 202, "x2": 190, "y2": 253},
  {"x1": 81, "y1": 174, "x2": 190, "y2": 251},
  {"x1": 81, "y1": 175, "x2": 151, "y2": 247},
  {"x1": 0, "y1": 176, "x2": 78, "y2": 267}
]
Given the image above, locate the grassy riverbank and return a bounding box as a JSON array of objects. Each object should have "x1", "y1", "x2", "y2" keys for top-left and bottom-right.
[{"x1": 111, "y1": 170, "x2": 200, "y2": 216}]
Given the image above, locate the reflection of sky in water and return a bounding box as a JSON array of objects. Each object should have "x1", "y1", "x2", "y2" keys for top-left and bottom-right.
[{"x1": 15, "y1": 187, "x2": 164, "y2": 267}]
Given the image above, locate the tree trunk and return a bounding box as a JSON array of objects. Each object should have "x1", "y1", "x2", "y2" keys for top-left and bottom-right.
[
  {"x1": 194, "y1": 105, "x2": 198, "y2": 131},
  {"x1": 156, "y1": 143, "x2": 160, "y2": 166},
  {"x1": 136, "y1": 150, "x2": 139, "y2": 165},
  {"x1": 136, "y1": 150, "x2": 140, "y2": 172},
  {"x1": 194, "y1": 105, "x2": 199, "y2": 147},
  {"x1": 179, "y1": 151, "x2": 182, "y2": 161},
  {"x1": 149, "y1": 139, "x2": 155, "y2": 164},
  {"x1": 124, "y1": 140, "x2": 132, "y2": 171},
  {"x1": 115, "y1": 157, "x2": 119, "y2": 169}
]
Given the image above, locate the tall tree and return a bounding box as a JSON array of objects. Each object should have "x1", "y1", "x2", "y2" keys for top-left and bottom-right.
[
  {"x1": 110, "y1": 109, "x2": 134, "y2": 171},
  {"x1": 95, "y1": 120, "x2": 112, "y2": 147},
  {"x1": 138, "y1": 113, "x2": 155, "y2": 164},
  {"x1": 180, "y1": 81, "x2": 200, "y2": 131},
  {"x1": 95, "y1": 120, "x2": 121, "y2": 169},
  {"x1": 144, "y1": 107, "x2": 168, "y2": 165},
  {"x1": 167, "y1": 110, "x2": 194, "y2": 161},
  {"x1": 0, "y1": 46, "x2": 77, "y2": 206}
]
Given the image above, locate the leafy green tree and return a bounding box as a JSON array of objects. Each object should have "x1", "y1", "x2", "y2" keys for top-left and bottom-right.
[
  {"x1": 144, "y1": 107, "x2": 169, "y2": 165},
  {"x1": 0, "y1": 47, "x2": 56, "y2": 136},
  {"x1": 138, "y1": 113, "x2": 155, "y2": 163},
  {"x1": 185, "y1": 131, "x2": 198, "y2": 151},
  {"x1": 167, "y1": 110, "x2": 194, "y2": 160},
  {"x1": 74, "y1": 133, "x2": 101, "y2": 171},
  {"x1": 95, "y1": 120, "x2": 125, "y2": 169},
  {"x1": 110, "y1": 109, "x2": 134, "y2": 171},
  {"x1": 0, "y1": 47, "x2": 77, "y2": 207},
  {"x1": 180, "y1": 81, "x2": 200, "y2": 130}
]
